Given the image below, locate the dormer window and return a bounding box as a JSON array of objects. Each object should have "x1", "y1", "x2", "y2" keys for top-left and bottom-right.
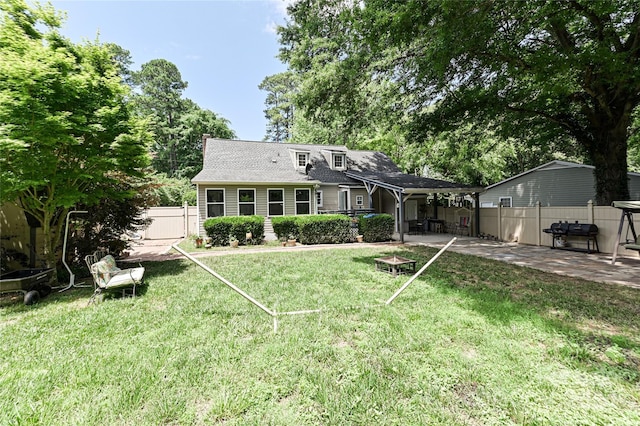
[
  {"x1": 332, "y1": 153, "x2": 346, "y2": 170},
  {"x1": 297, "y1": 152, "x2": 309, "y2": 168}
]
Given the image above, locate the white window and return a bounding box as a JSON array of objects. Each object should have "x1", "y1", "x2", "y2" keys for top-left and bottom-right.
[
  {"x1": 297, "y1": 152, "x2": 308, "y2": 168},
  {"x1": 268, "y1": 189, "x2": 284, "y2": 216},
  {"x1": 499, "y1": 197, "x2": 512, "y2": 207},
  {"x1": 355, "y1": 195, "x2": 364, "y2": 206},
  {"x1": 295, "y1": 188, "x2": 311, "y2": 215},
  {"x1": 206, "y1": 189, "x2": 225, "y2": 217},
  {"x1": 316, "y1": 190, "x2": 323, "y2": 208},
  {"x1": 238, "y1": 189, "x2": 255, "y2": 216},
  {"x1": 333, "y1": 153, "x2": 345, "y2": 169}
]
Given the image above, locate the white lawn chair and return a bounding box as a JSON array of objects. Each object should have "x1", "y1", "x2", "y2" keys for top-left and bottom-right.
[{"x1": 85, "y1": 251, "x2": 145, "y2": 303}]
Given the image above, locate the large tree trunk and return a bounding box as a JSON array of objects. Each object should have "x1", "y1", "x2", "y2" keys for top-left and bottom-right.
[{"x1": 582, "y1": 101, "x2": 632, "y2": 206}]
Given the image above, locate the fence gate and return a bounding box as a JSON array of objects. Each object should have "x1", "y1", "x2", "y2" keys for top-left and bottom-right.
[{"x1": 141, "y1": 204, "x2": 197, "y2": 240}]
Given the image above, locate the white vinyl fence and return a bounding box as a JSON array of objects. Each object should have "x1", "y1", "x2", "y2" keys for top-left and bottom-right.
[
  {"x1": 141, "y1": 203, "x2": 197, "y2": 240},
  {"x1": 475, "y1": 201, "x2": 638, "y2": 256}
]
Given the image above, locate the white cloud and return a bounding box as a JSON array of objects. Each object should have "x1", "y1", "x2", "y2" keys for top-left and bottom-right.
[
  {"x1": 269, "y1": 0, "x2": 295, "y2": 18},
  {"x1": 264, "y1": 20, "x2": 278, "y2": 35}
]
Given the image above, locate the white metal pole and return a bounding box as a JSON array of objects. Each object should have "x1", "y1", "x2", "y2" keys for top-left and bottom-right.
[
  {"x1": 172, "y1": 244, "x2": 275, "y2": 317},
  {"x1": 385, "y1": 237, "x2": 457, "y2": 305},
  {"x1": 59, "y1": 210, "x2": 88, "y2": 292}
]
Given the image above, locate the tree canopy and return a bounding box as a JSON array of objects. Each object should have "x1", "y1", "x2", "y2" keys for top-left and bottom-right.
[
  {"x1": 279, "y1": 0, "x2": 640, "y2": 204},
  {"x1": 259, "y1": 71, "x2": 297, "y2": 142},
  {"x1": 0, "y1": 0, "x2": 151, "y2": 268},
  {"x1": 132, "y1": 59, "x2": 235, "y2": 178}
]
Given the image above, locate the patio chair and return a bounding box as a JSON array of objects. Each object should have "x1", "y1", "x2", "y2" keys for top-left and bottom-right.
[
  {"x1": 408, "y1": 220, "x2": 420, "y2": 235},
  {"x1": 85, "y1": 251, "x2": 145, "y2": 303},
  {"x1": 454, "y1": 209, "x2": 472, "y2": 236}
]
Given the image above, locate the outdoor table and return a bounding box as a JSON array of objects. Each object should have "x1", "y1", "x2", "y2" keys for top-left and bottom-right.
[{"x1": 374, "y1": 255, "x2": 417, "y2": 277}]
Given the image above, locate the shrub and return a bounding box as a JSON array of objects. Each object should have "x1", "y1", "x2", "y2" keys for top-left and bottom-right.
[
  {"x1": 297, "y1": 215, "x2": 351, "y2": 244},
  {"x1": 271, "y1": 216, "x2": 299, "y2": 241},
  {"x1": 203, "y1": 216, "x2": 264, "y2": 246},
  {"x1": 358, "y1": 214, "x2": 394, "y2": 242}
]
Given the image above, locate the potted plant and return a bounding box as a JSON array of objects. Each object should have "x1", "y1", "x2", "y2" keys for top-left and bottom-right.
[
  {"x1": 229, "y1": 235, "x2": 239, "y2": 248},
  {"x1": 286, "y1": 234, "x2": 297, "y2": 247},
  {"x1": 356, "y1": 235, "x2": 364, "y2": 243},
  {"x1": 192, "y1": 234, "x2": 203, "y2": 248}
]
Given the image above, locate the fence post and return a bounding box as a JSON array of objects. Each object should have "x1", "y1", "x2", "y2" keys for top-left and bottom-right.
[
  {"x1": 536, "y1": 201, "x2": 541, "y2": 246},
  {"x1": 587, "y1": 199, "x2": 594, "y2": 224},
  {"x1": 183, "y1": 201, "x2": 189, "y2": 237},
  {"x1": 497, "y1": 202, "x2": 502, "y2": 240}
]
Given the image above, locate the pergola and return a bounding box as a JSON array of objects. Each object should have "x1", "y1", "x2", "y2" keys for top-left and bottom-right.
[{"x1": 345, "y1": 171, "x2": 485, "y2": 242}]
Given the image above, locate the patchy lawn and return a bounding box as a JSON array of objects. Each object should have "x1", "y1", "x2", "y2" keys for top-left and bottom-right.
[{"x1": 1, "y1": 246, "x2": 638, "y2": 425}]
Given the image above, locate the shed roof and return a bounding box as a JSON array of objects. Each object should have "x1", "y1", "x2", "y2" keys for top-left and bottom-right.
[{"x1": 485, "y1": 160, "x2": 640, "y2": 190}]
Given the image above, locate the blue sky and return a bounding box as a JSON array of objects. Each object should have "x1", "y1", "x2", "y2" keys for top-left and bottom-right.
[{"x1": 50, "y1": 0, "x2": 291, "y2": 141}]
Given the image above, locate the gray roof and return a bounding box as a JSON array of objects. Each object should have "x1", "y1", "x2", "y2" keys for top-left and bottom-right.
[
  {"x1": 346, "y1": 171, "x2": 484, "y2": 194},
  {"x1": 485, "y1": 160, "x2": 640, "y2": 190},
  {"x1": 192, "y1": 138, "x2": 482, "y2": 194},
  {"x1": 192, "y1": 139, "x2": 400, "y2": 185}
]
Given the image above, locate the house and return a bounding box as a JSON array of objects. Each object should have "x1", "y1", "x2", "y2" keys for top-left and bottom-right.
[
  {"x1": 479, "y1": 160, "x2": 640, "y2": 207},
  {"x1": 191, "y1": 138, "x2": 484, "y2": 239}
]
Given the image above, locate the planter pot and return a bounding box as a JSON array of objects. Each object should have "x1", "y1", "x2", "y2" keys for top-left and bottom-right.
[
  {"x1": 195, "y1": 238, "x2": 203, "y2": 248},
  {"x1": 356, "y1": 235, "x2": 364, "y2": 243},
  {"x1": 230, "y1": 240, "x2": 239, "y2": 248},
  {"x1": 286, "y1": 239, "x2": 297, "y2": 247}
]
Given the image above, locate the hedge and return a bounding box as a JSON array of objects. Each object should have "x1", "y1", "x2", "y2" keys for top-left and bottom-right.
[
  {"x1": 357, "y1": 214, "x2": 394, "y2": 242},
  {"x1": 270, "y1": 216, "x2": 299, "y2": 241},
  {"x1": 271, "y1": 214, "x2": 351, "y2": 244},
  {"x1": 297, "y1": 215, "x2": 351, "y2": 244},
  {"x1": 203, "y1": 216, "x2": 264, "y2": 246}
]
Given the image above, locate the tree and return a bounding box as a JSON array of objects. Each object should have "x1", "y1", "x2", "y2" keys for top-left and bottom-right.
[
  {"x1": 132, "y1": 60, "x2": 235, "y2": 178},
  {"x1": 280, "y1": 0, "x2": 640, "y2": 204},
  {"x1": 132, "y1": 59, "x2": 187, "y2": 176},
  {"x1": 259, "y1": 71, "x2": 297, "y2": 142},
  {"x1": 174, "y1": 100, "x2": 235, "y2": 179},
  {"x1": 0, "y1": 0, "x2": 151, "y2": 273}
]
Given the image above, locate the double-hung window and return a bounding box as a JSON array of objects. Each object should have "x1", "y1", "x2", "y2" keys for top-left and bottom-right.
[
  {"x1": 238, "y1": 189, "x2": 255, "y2": 215},
  {"x1": 295, "y1": 189, "x2": 311, "y2": 215},
  {"x1": 206, "y1": 189, "x2": 225, "y2": 217},
  {"x1": 297, "y1": 153, "x2": 308, "y2": 168},
  {"x1": 268, "y1": 189, "x2": 284, "y2": 216}
]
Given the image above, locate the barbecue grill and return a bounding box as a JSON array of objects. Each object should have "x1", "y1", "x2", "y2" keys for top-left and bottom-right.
[{"x1": 543, "y1": 221, "x2": 599, "y2": 253}]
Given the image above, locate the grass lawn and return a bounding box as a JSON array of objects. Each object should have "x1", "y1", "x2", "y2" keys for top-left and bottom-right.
[{"x1": 1, "y1": 245, "x2": 639, "y2": 425}]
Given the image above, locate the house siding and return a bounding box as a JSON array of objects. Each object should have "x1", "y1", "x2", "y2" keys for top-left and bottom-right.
[
  {"x1": 480, "y1": 167, "x2": 640, "y2": 207},
  {"x1": 318, "y1": 184, "x2": 339, "y2": 211},
  {"x1": 196, "y1": 184, "x2": 316, "y2": 235}
]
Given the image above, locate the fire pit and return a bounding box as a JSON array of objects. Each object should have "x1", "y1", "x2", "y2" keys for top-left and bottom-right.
[{"x1": 543, "y1": 221, "x2": 599, "y2": 253}]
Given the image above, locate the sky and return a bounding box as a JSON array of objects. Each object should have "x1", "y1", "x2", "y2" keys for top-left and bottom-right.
[{"x1": 50, "y1": 0, "x2": 292, "y2": 141}]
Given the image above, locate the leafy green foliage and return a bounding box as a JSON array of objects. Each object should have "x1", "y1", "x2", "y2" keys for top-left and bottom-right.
[
  {"x1": 146, "y1": 173, "x2": 196, "y2": 206},
  {"x1": 279, "y1": 0, "x2": 640, "y2": 203},
  {"x1": 296, "y1": 214, "x2": 351, "y2": 244},
  {"x1": 271, "y1": 216, "x2": 299, "y2": 241},
  {"x1": 132, "y1": 60, "x2": 235, "y2": 178},
  {"x1": 259, "y1": 71, "x2": 297, "y2": 142},
  {"x1": 358, "y1": 214, "x2": 394, "y2": 242},
  {"x1": 203, "y1": 216, "x2": 264, "y2": 246},
  {"x1": 0, "y1": 0, "x2": 151, "y2": 269}
]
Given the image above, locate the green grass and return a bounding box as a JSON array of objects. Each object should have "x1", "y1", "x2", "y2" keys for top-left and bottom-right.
[{"x1": 1, "y1": 245, "x2": 639, "y2": 425}]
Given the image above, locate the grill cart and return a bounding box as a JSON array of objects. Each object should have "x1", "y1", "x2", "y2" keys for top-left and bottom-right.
[{"x1": 543, "y1": 221, "x2": 599, "y2": 253}]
